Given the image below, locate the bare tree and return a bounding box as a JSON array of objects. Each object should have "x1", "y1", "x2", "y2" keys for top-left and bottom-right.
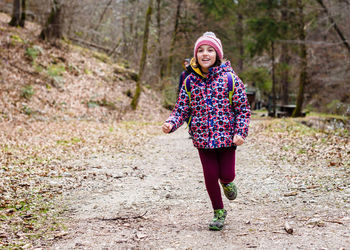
[
  {"x1": 236, "y1": 11, "x2": 244, "y2": 72},
  {"x1": 293, "y1": 0, "x2": 308, "y2": 117},
  {"x1": 156, "y1": 0, "x2": 165, "y2": 80},
  {"x1": 9, "y1": 0, "x2": 26, "y2": 27},
  {"x1": 39, "y1": 0, "x2": 64, "y2": 41},
  {"x1": 165, "y1": 0, "x2": 183, "y2": 79},
  {"x1": 85, "y1": 0, "x2": 113, "y2": 44},
  {"x1": 131, "y1": 0, "x2": 154, "y2": 110},
  {"x1": 280, "y1": 0, "x2": 291, "y2": 105},
  {"x1": 271, "y1": 40, "x2": 277, "y2": 117},
  {"x1": 315, "y1": 0, "x2": 350, "y2": 55},
  {"x1": 94, "y1": 0, "x2": 113, "y2": 32}
]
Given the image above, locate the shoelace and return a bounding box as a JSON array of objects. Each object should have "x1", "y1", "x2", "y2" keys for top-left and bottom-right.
[
  {"x1": 223, "y1": 183, "x2": 233, "y2": 191},
  {"x1": 213, "y1": 211, "x2": 225, "y2": 221}
]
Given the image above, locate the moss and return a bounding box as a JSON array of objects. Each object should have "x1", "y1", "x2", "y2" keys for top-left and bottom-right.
[
  {"x1": 87, "y1": 98, "x2": 116, "y2": 110},
  {"x1": 10, "y1": 34, "x2": 25, "y2": 44},
  {"x1": 114, "y1": 65, "x2": 138, "y2": 81},
  {"x1": 93, "y1": 51, "x2": 111, "y2": 64}
]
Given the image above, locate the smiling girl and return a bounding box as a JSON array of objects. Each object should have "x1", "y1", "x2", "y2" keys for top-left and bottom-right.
[{"x1": 162, "y1": 32, "x2": 251, "y2": 231}]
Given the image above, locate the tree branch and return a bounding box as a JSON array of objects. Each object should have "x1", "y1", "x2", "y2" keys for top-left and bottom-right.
[
  {"x1": 68, "y1": 36, "x2": 110, "y2": 52},
  {"x1": 276, "y1": 39, "x2": 347, "y2": 46},
  {"x1": 99, "y1": 211, "x2": 148, "y2": 221},
  {"x1": 315, "y1": 0, "x2": 350, "y2": 55},
  {"x1": 95, "y1": 0, "x2": 113, "y2": 31}
]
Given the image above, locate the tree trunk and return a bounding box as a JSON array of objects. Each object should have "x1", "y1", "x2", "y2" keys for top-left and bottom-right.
[
  {"x1": 165, "y1": 0, "x2": 183, "y2": 79},
  {"x1": 280, "y1": 48, "x2": 290, "y2": 106},
  {"x1": 293, "y1": 0, "x2": 308, "y2": 117},
  {"x1": 65, "y1": 1, "x2": 78, "y2": 37},
  {"x1": 236, "y1": 12, "x2": 244, "y2": 72},
  {"x1": 121, "y1": 0, "x2": 128, "y2": 55},
  {"x1": 95, "y1": 0, "x2": 113, "y2": 32},
  {"x1": 271, "y1": 41, "x2": 277, "y2": 117},
  {"x1": 39, "y1": 0, "x2": 63, "y2": 41},
  {"x1": 18, "y1": 0, "x2": 26, "y2": 27},
  {"x1": 9, "y1": 0, "x2": 21, "y2": 27},
  {"x1": 131, "y1": 0, "x2": 153, "y2": 110},
  {"x1": 280, "y1": 0, "x2": 290, "y2": 105},
  {"x1": 156, "y1": 0, "x2": 165, "y2": 80},
  {"x1": 108, "y1": 38, "x2": 122, "y2": 57}
]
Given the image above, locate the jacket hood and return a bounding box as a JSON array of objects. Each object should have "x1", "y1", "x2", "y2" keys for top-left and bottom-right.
[
  {"x1": 189, "y1": 57, "x2": 234, "y2": 78},
  {"x1": 189, "y1": 57, "x2": 205, "y2": 77}
]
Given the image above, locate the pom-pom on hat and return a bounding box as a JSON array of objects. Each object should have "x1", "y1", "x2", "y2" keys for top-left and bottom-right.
[{"x1": 194, "y1": 32, "x2": 223, "y2": 59}]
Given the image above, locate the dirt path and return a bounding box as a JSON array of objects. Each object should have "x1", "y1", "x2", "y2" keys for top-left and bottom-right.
[{"x1": 50, "y1": 121, "x2": 350, "y2": 249}]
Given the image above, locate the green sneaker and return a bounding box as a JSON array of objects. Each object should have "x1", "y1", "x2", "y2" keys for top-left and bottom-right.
[
  {"x1": 221, "y1": 182, "x2": 238, "y2": 200},
  {"x1": 209, "y1": 209, "x2": 227, "y2": 231}
]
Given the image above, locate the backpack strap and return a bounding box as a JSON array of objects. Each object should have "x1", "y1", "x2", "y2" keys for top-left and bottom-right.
[
  {"x1": 226, "y1": 72, "x2": 235, "y2": 106},
  {"x1": 184, "y1": 75, "x2": 192, "y2": 108},
  {"x1": 183, "y1": 75, "x2": 192, "y2": 128}
]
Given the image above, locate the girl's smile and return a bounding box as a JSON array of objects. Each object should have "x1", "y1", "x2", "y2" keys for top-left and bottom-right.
[{"x1": 197, "y1": 45, "x2": 217, "y2": 73}]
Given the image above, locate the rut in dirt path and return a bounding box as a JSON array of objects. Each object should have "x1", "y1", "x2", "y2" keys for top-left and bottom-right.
[{"x1": 50, "y1": 122, "x2": 350, "y2": 249}]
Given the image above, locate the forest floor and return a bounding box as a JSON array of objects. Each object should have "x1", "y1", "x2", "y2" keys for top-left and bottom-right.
[{"x1": 44, "y1": 117, "x2": 349, "y2": 249}]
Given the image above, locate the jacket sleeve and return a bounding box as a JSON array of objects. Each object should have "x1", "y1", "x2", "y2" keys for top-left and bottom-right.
[
  {"x1": 231, "y1": 73, "x2": 251, "y2": 139},
  {"x1": 165, "y1": 81, "x2": 191, "y2": 132}
]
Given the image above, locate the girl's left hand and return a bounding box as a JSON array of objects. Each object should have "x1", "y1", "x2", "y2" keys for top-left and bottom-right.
[{"x1": 233, "y1": 135, "x2": 245, "y2": 146}]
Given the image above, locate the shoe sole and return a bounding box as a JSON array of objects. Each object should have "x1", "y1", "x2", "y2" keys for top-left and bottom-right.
[
  {"x1": 209, "y1": 225, "x2": 223, "y2": 231},
  {"x1": 227, "y1": 193, "x2": 237, "y2": 200},
  {"x1": 222, "y1": 184, "x2": 238, "y2": 200}
]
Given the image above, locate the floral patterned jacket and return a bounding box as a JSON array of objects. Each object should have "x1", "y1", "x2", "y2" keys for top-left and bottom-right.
[{"x1": 166, "y1": 60, "x2": 251, "y2": 149}]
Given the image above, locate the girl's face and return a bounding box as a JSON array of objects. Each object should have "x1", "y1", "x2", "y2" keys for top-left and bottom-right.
[{"x1": 196, "y1": 45, "x2": 216, "y2": 73}]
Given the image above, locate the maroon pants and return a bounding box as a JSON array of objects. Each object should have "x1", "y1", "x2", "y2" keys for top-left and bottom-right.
[{"x1": 198, "y1": 146, "x2": 236, "y2": 210}]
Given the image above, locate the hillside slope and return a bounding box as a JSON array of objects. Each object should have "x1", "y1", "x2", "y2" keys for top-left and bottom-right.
[
  {"x1": 0, "y1": 12, "x2": 169, "y2": 248},
  {"x1": 0, "y1": 13, "x2": 168, "y2": 123}
]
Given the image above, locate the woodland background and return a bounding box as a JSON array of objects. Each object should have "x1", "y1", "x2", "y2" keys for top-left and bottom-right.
[{"x1": 1, "y1": 0, "x2": 349, "y2": 115}]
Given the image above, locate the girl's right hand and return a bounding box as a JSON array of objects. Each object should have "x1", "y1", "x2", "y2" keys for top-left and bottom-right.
[
  {"x1": 162, "y1": 122, "x2": 173, "y2": 134},
  {"x1": 233, "y1": 134, "x2": 245, "y2": 146}
]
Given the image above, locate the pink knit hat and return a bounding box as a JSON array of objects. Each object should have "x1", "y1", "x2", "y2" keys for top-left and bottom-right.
[{"x1": 194, "y1": 32, "x2": 223, "y2": 59}]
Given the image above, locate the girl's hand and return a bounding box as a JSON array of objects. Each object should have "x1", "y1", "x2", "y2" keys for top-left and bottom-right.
[
  {"x1": 233, "y1": 135, "x2": 245, "y2": 146},
  {"x1": 162, "y1": 122, "x2": 173, "y2": 134}
]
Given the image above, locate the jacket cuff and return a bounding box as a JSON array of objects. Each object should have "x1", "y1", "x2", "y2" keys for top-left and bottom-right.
[
  {"x1": 235, "y1": 128, "x2": 247, "y2": 140},
  {"x1": 165, "y1": 119, "x2": 177, "y2": 133}
]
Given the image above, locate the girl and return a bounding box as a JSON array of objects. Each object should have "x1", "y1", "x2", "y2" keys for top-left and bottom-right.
[{"x1": 162, "y1": 32, "x2": 250, "y2": 231}]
